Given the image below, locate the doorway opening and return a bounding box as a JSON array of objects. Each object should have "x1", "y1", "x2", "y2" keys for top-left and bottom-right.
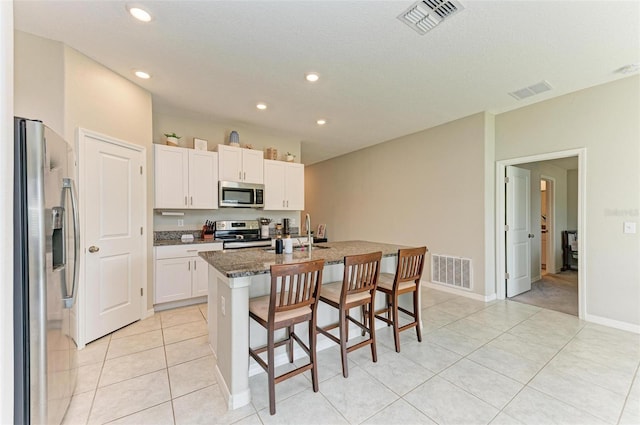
[{"x1": 495, "y1": 149, "x2": 585, "y2": 318}]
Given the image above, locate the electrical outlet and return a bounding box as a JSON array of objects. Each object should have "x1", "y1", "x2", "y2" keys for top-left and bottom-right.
[
  {"x1": 221, "y1": 296, "x2": 226, "y2": 316},
  {"x1": 177, "y1": 219, "x2": 184, "y2": 227},
  {"x1": 623, "y1": 222, "x2": 636, "y2": 234},
  {"x1": 290, "y1": 218, "x2": 296, "y2": 226}
]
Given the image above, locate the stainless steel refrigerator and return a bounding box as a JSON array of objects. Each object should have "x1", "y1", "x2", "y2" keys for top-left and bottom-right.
[{"x1": 14, "y1": 117, "x2": 79, "y2": 424}]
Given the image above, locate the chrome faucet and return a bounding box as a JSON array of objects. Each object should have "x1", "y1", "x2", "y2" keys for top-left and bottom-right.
[{"x1": 305, "y1": 213, "x2": 312, "y2": 250}]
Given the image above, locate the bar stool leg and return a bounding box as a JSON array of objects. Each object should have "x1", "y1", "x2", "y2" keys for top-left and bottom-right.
[
  {"x1": 339, "y1": 308, "x2": 349, "y2": 378},
  {"x1": 414, "y1": 290, "x2": 422, "y2": 342},
  {"x1": 267, "y1": 330, "x2": 276, "y2": 415},
  {"x1": 386, "y1": 295, "x2": 392, "y2": 326},
  {"x1": 309, "y1": 319, "x2": 319, "y2": 392},
  {"x1": 369, "y1": 299, "x2": 377, "y2": 362},
  {"x1": 287, "y1": 325, "x2": 294, "y2": 363},
  {"x1": 392, "y1": 299, "x2": 401, "y2": 353}
]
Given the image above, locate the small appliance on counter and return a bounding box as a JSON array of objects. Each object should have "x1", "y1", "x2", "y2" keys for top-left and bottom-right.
[
  {"x1": 258, "y1": 217, "x2": 272, "y2": 238},
  {"x1": 202, "y1": 220, "x2": 214, "y2": 239},
  {"x1": 282, "y1": 218, "x2": 290, "y2": 235},
  {"x1": 274, "y1": 223, "x2": 283, "y2": 239}
]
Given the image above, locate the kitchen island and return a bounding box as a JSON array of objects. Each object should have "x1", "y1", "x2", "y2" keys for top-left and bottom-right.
[{"x1": 199, "y1": 240, "x2": 412, "y2": 410}]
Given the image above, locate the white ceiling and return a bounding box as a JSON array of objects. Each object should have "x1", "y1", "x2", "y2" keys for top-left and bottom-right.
[{"x1": 14, "y1": 0, "x2": 640, "y2": 164}]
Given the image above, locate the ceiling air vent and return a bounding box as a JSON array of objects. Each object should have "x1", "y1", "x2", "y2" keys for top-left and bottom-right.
[
  {"x1": 398, "y1": 0, "x2": 464, "y2": 35},
  {"x1": 508, "y1": 80, "x2": 553, "y2": 101}
]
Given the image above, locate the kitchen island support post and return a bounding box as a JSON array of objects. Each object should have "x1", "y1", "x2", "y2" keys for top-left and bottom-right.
[{"x1": 208, "y1": 267, "x2": 252, "y2": 409}]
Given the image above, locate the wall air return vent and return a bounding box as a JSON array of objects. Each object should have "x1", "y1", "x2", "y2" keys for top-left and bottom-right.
[
  {"x1": 431, "y1": 253, "x2": 472, "y2": 290},
  {"x1": 398, "y1": 0, "x2": 464, "y2": 35},
  {"x1": 509, "y1": 80, "x2": 553, "y2": 100}
]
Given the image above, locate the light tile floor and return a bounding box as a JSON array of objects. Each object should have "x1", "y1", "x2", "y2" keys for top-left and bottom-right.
[{"x1": 63, "y1": 288, "x2": 640, "y2": 425}]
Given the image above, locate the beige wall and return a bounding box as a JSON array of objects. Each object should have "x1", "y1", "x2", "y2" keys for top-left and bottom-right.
[
  {"x1": 153, "y1": 108, "x2": 300, "y2": 159},
  {"x1": 14, "y1": 31, "x2": 64, "y2": 134},
  {"x1": 306, "y1": 113, "x2": 492, "y2": 297},
  {"x1": 496, "y1": 76, "x2": 640, "y2": 327}
]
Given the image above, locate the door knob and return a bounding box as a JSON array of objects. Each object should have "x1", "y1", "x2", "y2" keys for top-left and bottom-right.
[
  {"x1": 528, "y1": 234, "x2": 535, "y2": 238},
  {"x1": 88, "y1": 246, "x2": 100, "y2": 253}
]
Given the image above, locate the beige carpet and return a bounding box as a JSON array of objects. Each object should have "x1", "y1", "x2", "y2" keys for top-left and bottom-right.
[{"x1": 510, "y1": 271, "x2": 578, "y2": 316}]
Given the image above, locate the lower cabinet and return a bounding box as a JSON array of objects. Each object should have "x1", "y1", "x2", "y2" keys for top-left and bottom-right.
[{"x1": 154, "y1": 243, "x2": 222, "y2": 304}]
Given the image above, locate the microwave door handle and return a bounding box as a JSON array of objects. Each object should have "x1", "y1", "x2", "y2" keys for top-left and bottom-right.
[{"x1": 61, "y1": 178, "x2": 80, "y2": 309}]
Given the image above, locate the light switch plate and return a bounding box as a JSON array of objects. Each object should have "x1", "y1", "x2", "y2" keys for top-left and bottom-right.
[{"x1": 623, "y1": 222, "x2": 636, "y2": 234}]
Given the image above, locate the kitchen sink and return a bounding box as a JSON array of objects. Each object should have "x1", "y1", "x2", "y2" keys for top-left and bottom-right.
[{"x1": 264, "y1": 245, "x2": 331, "y2": 254}]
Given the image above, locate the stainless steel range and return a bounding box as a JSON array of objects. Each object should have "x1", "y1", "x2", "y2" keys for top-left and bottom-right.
[{"x1": 214, "y1": 220, "x2": 272, "y2": 249}]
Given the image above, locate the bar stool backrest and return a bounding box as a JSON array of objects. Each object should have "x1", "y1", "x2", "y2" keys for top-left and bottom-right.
[
  {"x1": 269, "y1": 259, "x2": 325, "y2": 315},
  {"x1": 341, "y1": 251, "x2": 382, "y2": 302}
]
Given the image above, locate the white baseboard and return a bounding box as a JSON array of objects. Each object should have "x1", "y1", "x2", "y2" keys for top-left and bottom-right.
[
  {"x1": 142, "y1": 308, "x2": 155, "y2": 319},
  {"x1": 214, "y1": 364, "x2": 251, "y2": 410},
  {"x1": 153, "y1": 296, "x2": 207, "y2": 312},
  {"x1": 532, "y1": 275, "x2": 541, "y2": 283},
  {"x1": 585, "y1": 313, "x2": 640, "y2": 334},
  {"x1": 424, "y1": 281, "x2": 497, "y2": 302}
]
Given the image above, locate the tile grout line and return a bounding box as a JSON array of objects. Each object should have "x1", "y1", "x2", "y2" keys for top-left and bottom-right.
[
  {"x1": 83, "y1": 335, "x2": 111, "y2": 425},
  {"x1": 616, "y1": 360, "x2": 640, "y2": 425},
  {"x1": 160, "y1": 319, "x2": 178, "y2": 425}
]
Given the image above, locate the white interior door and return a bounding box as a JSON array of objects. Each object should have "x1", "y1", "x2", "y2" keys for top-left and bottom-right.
[
  {"x1": 506, "y1": 165, "x2": 532, "y2": 297},
  {"x1": 83, "y1": 133, "x2": 144, "y2": 342}
]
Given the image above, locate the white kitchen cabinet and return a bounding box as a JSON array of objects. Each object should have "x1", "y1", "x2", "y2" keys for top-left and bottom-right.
[
  {"x1": 154, "y1": 144, "x2": 218, "y2": 209},
  {"x1": 263, "y1": 160, "x2": 304, "y2": 210},
  {"x1": 217, "y1": 144, "x2": 264, "y2": 184},
  {"x1": 154, "y1": 243, "x2": 222, "y2": 304}
]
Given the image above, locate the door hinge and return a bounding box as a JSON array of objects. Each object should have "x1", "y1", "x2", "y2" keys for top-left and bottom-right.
[
  {"x1": 504, "y1": 224, "x2": 509, "y2": 231},
  {"x1": 140, "y1": 287, "x2": 144, "y2": 296},
  {"x1": 504, "y1": 176, "x2": 510, "y2": 183},
  {"x1": 140, "y1": 227, "x2": 143, "y2": 235},
  {"x1": 505, "y1": 272, "x2": 510, "y2": 280},
  {"x1": 140, "y1": 165, "x2": 143, "y2": 175}
]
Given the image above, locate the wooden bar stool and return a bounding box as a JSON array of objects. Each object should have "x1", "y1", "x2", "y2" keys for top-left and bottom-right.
[
  {"x1": 374, "y1": 246, "x2": 427, "y2": 352},
  {"x1": 316, "y1": 251, "x2": 382, "y2": 378},
  {"x1": 249, "y1": 259, "x2": 325, "y2": 415}
]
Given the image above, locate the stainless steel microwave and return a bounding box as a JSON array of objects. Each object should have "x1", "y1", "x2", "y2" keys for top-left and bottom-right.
[{"x1": 219, "y1": 181, "x2": 264, "y2": 208}]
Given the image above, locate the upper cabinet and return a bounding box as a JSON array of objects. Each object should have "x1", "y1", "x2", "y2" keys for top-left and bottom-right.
[
  {"x1": 263, "y1": 160, "x2": 304, "y2": 210},
  {"x1": 218, "y1": 144, "x2": 264, "y2": 184},
  {"x1": 154, "y1": 144, "x2": 218, "y2": 209}
]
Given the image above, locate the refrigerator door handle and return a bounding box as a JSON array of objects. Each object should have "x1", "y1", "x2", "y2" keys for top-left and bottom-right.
[{"x1": 61, "y1": 178, "x2": 80, "y2": 309}]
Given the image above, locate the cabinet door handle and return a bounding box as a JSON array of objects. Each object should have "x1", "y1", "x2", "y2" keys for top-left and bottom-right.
[
  {"x1": 188, "y1": 262, "x2": 191, "y2": 271},
  {"x1": 190, "y1": 196, "x2": 193, "y2": 205},
  {"x1": 194, "y1": 260, "x2": 197, "y2": 271},
  {"x1": 184, "y1": 196, "x2": 187, "y2": 206},
  {"x1": 239, "y1": 171, "x2": 242, "y2": 180},
  {"x1": 244, "y1": 171, "x2": 246, "y2": 181},
  {"x1": 282, "y1": 200, "x2": 285, "y2": 207},
  {"x1": 286, "y1": 200, "x2": 289, "y2": 208}
]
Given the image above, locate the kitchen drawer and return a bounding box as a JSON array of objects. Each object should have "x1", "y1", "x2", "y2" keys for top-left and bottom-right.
[{"x1": 155, "y1": 242, "x2": 222, "y2": 259}]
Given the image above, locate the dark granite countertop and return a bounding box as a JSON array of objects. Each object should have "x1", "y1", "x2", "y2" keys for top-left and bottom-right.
[
  {"x1": 154, "y1": 238, "x2": 224, "y2": 247},
  {"x1": 199, "y1": 240, "x2": 408, "y2": 278}
]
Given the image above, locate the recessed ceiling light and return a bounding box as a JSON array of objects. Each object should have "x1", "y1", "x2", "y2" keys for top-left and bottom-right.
[
  {"x1": 615, "y1": 64, "x2": 640, "y2": 74},
  {"x1": 256, "y1": 103, "x2": 267, "y2": 110},
  {"x1": 305, "y1": 73, "x2": 320, "y2": 83},
  {"x1": 316, "y1": 119, "x2": 327, "y2": 125},
  {"x1": 128, "y1": 6, "x2": 152, "y2": 22},
  {"x1": 134, "y1": 70, "x2": 151, "y2": 79}
]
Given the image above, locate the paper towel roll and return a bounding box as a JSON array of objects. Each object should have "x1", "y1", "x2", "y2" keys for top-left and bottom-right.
[{"x1": 284, "y1": 238, "x2": 293, "y2": 254}]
